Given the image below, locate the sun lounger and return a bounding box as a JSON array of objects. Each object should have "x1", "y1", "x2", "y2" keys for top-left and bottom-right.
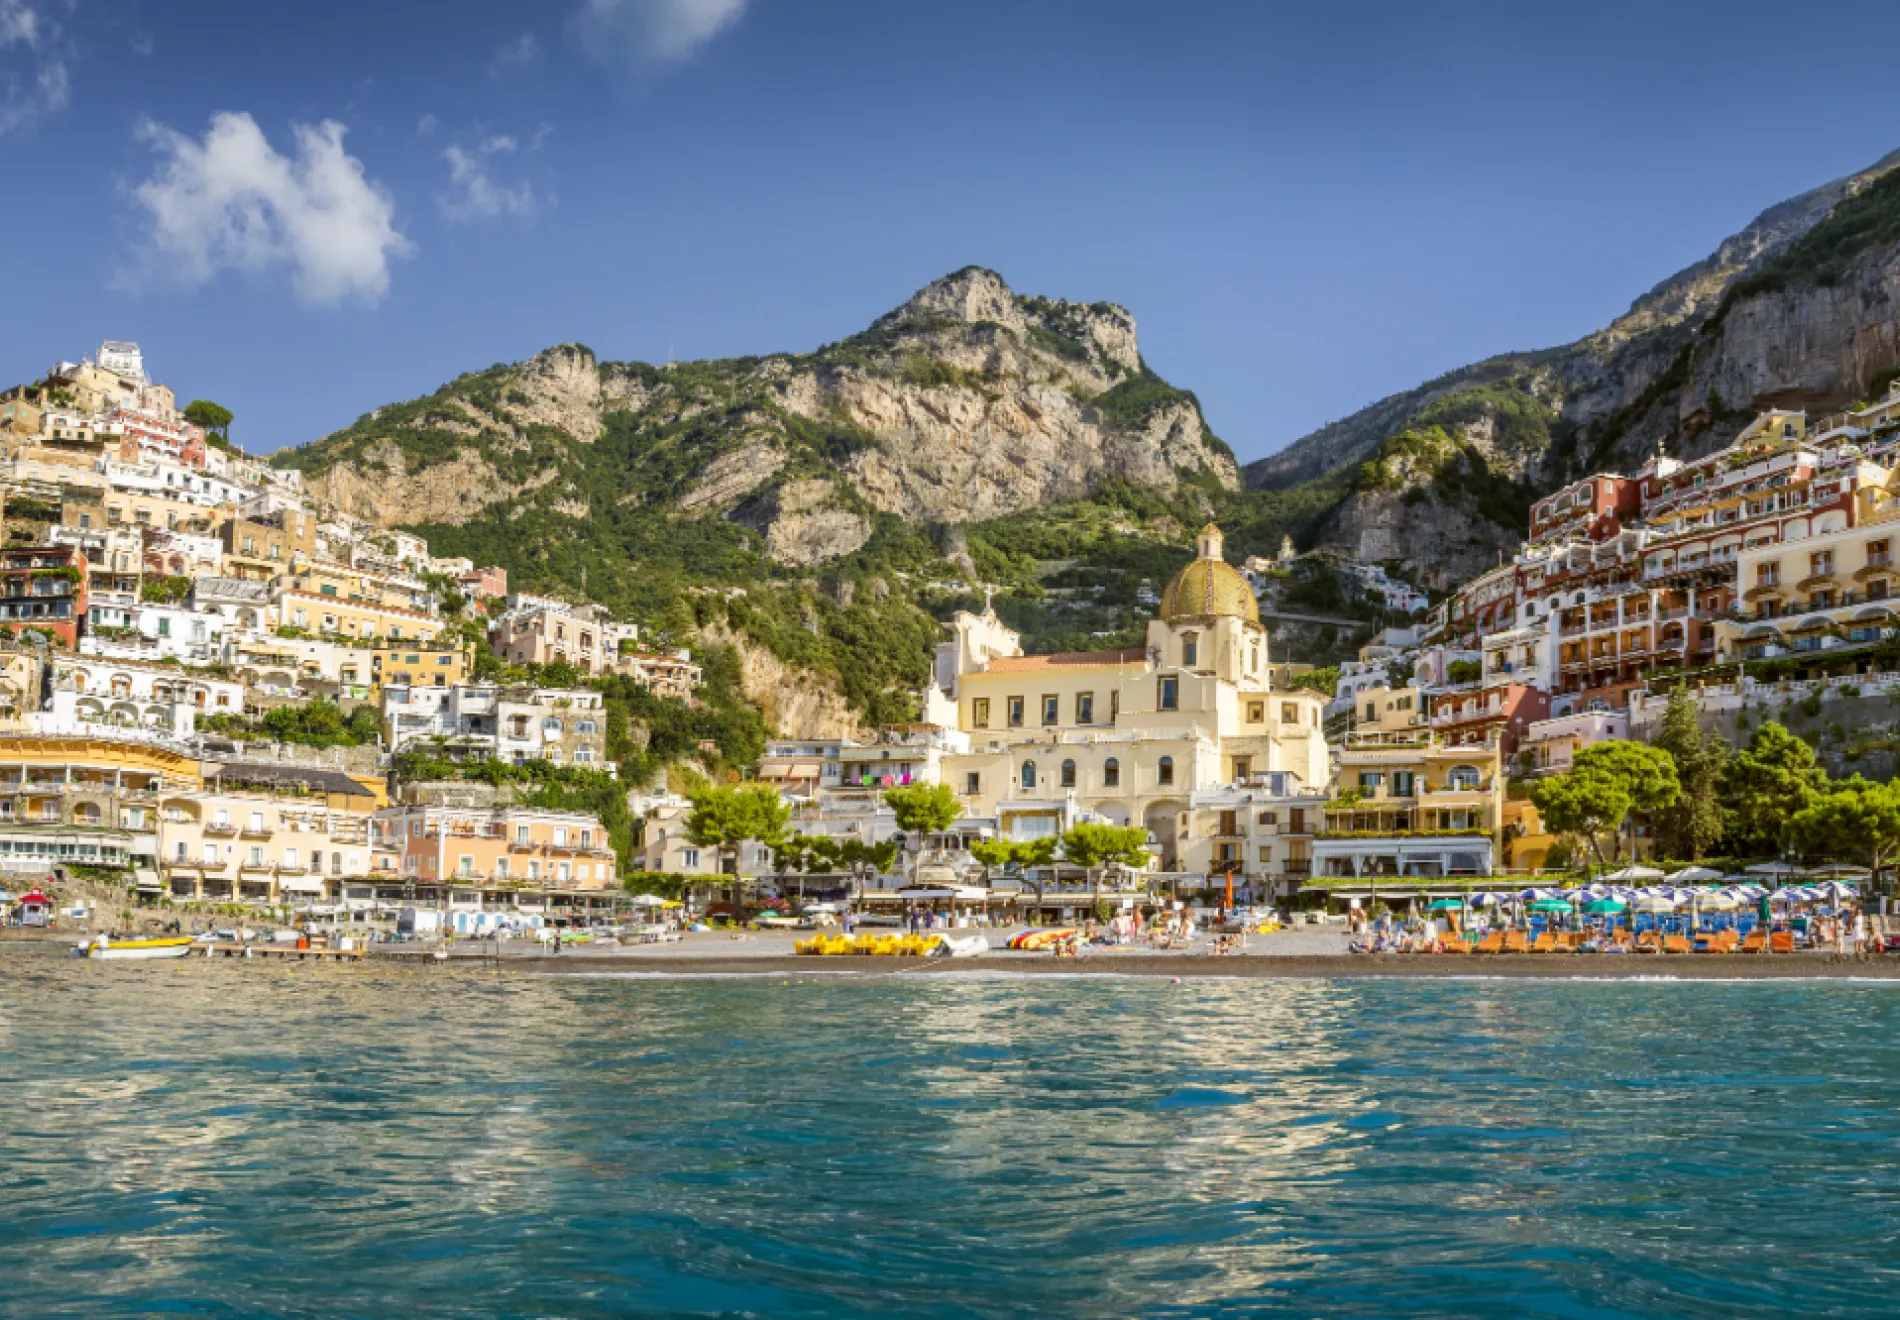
[
  {"x1": 1502, "y1": 931, "x2": 1528, "y2": 954},
  {"x1": 1439, "y1": 935, "x2": 1471, "y2": 954},
  {"x1": 1530, "y1": 932, "x2": 1557, "y2": 953},
  {"x1": 1634, "y1": 931, "x2": 1662, "y2": 953},
  {"x1": 1740, "y1": 930, "x2": 1766, "y2": 954},
  {"x1": 1476, "y1": 932, "x2": 1504, "y2": 954},
  {"x1": 1663, "y1": 935, "x2": 1693, "y2": 954},
  {"x1": 1770, "y1": 929, "x2": 1795, "y2": 954},
  {"x1": 1557, "y1": 931, "x2": 1584, "y2": 950},
  {"x1": 1704, "y1": 931, "x2": 1739, "y2": 954}
]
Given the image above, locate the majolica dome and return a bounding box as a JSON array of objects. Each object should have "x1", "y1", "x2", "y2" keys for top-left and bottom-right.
[{"x1": 1159, "y1": 524, "x2": 1259, "y2": 624}]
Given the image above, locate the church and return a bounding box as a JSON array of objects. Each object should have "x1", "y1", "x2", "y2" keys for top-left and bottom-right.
[{"x1": 926, "y1": 524, "x2": 1329, "y2": 868}]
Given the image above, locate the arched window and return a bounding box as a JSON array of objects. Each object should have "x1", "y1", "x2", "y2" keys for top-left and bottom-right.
[
  {"x1": 1158, "y1": 756, "x2": 1174, "y2": 786},
  {"x1": 1060, "y1": 759, "x2": 1076, "y2": 788},
  {"x1": 1020, "y1": 760, "x2": 1037, "y2": 790},
  {"x1": 1182, "y1": 632, "x2": 1199, "y2": 667},
  {"x1": 543, "y1": 717, "x2": 563, "y2": 733},
  {"x1": 1449, "y1": 764, "x2": 1482, "y2": 790},
  {"x1": 1103, "y1": 757, "x2": 1120, "y2": 788},
  {"x1": 576, "y1": 719, "x2": 598, "y2": 735}
]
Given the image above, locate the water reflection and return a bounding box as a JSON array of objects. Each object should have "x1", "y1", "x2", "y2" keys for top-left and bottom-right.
[{"x1": 7, "y1": 950, "x2": 1900, "y2": 1317}]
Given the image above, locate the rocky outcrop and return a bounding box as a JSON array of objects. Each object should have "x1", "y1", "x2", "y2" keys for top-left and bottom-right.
[
  {"x1": 306, "y1": 439, "x2": 534, "y2": 527},
  {"x1": 734, "y1": 479, "x2": 873, "y2": 565},
  {"x1": 1322, "y1": 488, "x2": 1518, "y2": 592},
  {"x1": 507, "y1": 344, "x2": 604, "y2": 440},
  {"x1": 701, "y1": 623, "x2": 870, "y2": 740}
]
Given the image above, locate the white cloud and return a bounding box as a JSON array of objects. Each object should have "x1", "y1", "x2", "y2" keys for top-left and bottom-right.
[
  {"x1": 0, "y1": 0, "x2": 71, "y2": 138},
  {"x1": 490, "y1": 31, "x2": 541, "y2": 77},
  {"x1": 128, "y1": 112, "x2": 412, "y2": 307},
  {"x1": 416, "y1": 112, "x2": 439, "y2": 136},
  {"x1": 573, "y1": 0, "x2": 747, "y2": 67},
  {"x1": 440, "y1": 135, "x2": 536, "y2": 223}
]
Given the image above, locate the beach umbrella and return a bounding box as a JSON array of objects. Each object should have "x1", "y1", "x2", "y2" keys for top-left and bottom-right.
[
  {"x1": 1518, "y1": 887, "x2": 1563, "y2": 901},
  {"x1": 1584, "y1": 899, "x2": 1629, "y2": 915},
  {"x1": 1697, "y1": 892, "x2": 1741, "y2": 911},
  {"x1": 1808, "y1": 865, "x2": 1870, "y2": 880},
  {"x1": 1602, "y1": 865, "x2": 1665, "y2": 881},
  {"x1": 1529, "y1": 898, "x2": 1574, "y2": 914},
  {"x1": 1666, "y1": 865, "x2": 1724, "y2": 884},
  {"x1": 1745, "y1": 862, "x2": 1808, "y2": 879},
  {"x1": 1634, "y1": 895, "x2": 1680, "y2": 913},
  {"x1": 1815, "y1": 881, "x2": 1860, "y2": 900},
  {"x1": 1427, "y1": 899, "x2": 1465, "y2": 912}
]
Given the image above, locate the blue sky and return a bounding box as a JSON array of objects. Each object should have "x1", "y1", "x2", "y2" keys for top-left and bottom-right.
[{"x1": 3, "y1": 0, "x2": 1899, "y2": 464}]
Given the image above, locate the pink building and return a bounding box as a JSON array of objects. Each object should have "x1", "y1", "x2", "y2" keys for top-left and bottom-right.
[{"x1": 457, "y1": 565, "x2": 508, "y2": 600}]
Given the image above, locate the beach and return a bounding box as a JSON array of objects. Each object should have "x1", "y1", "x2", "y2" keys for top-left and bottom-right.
[{"x1": 371, "y1": 926, "x2": 1900, "y2": 978}]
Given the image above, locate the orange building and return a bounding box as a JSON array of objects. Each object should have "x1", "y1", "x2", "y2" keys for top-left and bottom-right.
[{"x1": 375, "y1": 803, "x2": 618, "y2": 891}]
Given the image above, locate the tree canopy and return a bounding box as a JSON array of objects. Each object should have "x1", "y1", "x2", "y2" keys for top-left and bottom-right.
[
  {"x1": 1721, "y1": 722, "x2": 1827, "y2": 856},
  {"x1": 882, "y1": 783, "x2": 962, "y2": 836},
  {"x1": 1788, "y1": 776, "x2": 1900, "y2": 876},
  {"x1": 183, "y1": 399, "x2": 233, "y2": 442},
  {"x1": 1649, "y1": 685, "x2": 1728, "y2": 860},
  {"x1": 1531, "y1": 740, "x2": 1679, "y2": 867},
  {"x1": 686, "y1": 783, "x2": 791, "y2": 870}
]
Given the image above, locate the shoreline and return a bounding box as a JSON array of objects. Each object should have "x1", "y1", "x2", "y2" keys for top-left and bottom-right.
[{"x1": 502, "y1": 953, "x2": 1900, "y2": 979}]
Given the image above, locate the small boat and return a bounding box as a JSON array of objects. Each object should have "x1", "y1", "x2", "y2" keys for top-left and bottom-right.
[
  {"x1": 75, "y1": 936, "x2": 197, "y2": 961},
  {"x1": 930, "y1": 934, "x2": 990, "y2": 958}
]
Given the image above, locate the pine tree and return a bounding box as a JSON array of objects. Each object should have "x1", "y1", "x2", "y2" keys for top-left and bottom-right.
[{"x1": 1650, "y1": 686, "x2": 1729, "y2": 860}]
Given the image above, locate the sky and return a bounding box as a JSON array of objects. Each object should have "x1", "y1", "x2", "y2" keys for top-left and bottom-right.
[{"x1": 4, "y1": 0, "x2": 1900, "y2": 464}]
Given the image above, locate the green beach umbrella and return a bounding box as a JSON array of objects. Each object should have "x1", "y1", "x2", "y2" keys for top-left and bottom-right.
[
  {"x1": 1529, "y1": 899, "x2": 1574, "y2": 914},
  {"x1": 1584, "y1": 899, "x2": 1629, "y2": 915},
  {"x1": 1427, "y1": 899, "x2": 1465, "y2": 912}
]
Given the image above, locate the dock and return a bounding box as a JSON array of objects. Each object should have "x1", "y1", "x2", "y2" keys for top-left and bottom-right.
[{"x1": 201, "y1": 943, "x2": 366, "y2": 961}]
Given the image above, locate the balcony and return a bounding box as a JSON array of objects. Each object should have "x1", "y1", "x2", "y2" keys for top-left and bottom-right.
[
  {"x1": 239, "y1": 826, "x2": 272, "y2": 840},
  {"x1": 204, "y1": 822, "x2": 238, "y2": 837}
]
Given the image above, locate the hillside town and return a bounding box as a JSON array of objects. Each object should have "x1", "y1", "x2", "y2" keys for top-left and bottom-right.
[{"x1": 2, "y1": 340, "x2": 1898, "y2": 940}]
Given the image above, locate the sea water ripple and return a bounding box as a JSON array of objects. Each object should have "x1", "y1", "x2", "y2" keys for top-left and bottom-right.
[{"x1": 3, "y1": 945, "x2": 1899, "y2": 1317}]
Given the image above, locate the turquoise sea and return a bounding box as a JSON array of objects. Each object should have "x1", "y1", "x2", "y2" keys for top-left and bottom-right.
[{"x1": 4, "y1": 949, "x2": 1900, "y2": 1318}]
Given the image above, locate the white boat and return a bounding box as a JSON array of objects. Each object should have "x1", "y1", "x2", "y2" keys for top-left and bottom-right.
[
  {"x1": 76, "y1": 936, "x2": 197, "y2": 961},
  {"x1": 929, "y1": 934, "x2": 991, "y2": 958}
]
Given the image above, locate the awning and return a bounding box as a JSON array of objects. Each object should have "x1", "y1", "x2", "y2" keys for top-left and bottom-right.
[
  {"x1": 278, "y1": 876, "x2": 326, "y2": 894},
  {"x1": 785, "y1": 763, "x2": 821, "y2": 778},
  {"x1": 134, "y1": 868, "x2": 161, "y2": 891}
]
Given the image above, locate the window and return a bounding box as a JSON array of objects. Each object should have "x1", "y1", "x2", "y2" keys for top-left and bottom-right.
[
  {"x1": 1103, "y1": 758, "x2": 1120, "y2": 788},
  {"x1": 248, "y1": 811, "x2": 264, "y2": 832},
  {"x1": 1060, "y1": 759, "x2": 1076, "y2": 788},
  {"x1": 1364, "y1": 701, "x2": 1376, "y2": 722},
  {"x1": 1159, "y1": 677, "x2": 1178, "y2": 711},
  {"x1": 1157, "y1": 756, "x2": 1174, "y2": 786},
  {"x1": 1021, "y1": 761, "x2": 1037, "y2": 790},
  {"x1": 248, "y1": 846, "x2": 264, "y2": 866},
  {"x1": 1258, "y1": 810, "x2": 1277, "y2": 827},
  {"x1": 965, "y1": 772, "x2": 981, "y2": 795},
  {"x1": 516, "y1": 824, "x2": 531, "y2": 845},
  {"x1": 1282, "y1": 703, "x2": 1298, "y2": 723},
  {"x1": 1392, "y1": 771, "x2": 1415, "y2": 797},
  {"x1": 972, "y1": 698, "x2": 990, "y2": 728},
  {"x1": 1232, "y1": 757, "x2": 1250, "y2": 782},
  {"x1": 543, "y1": 717, "x2": 564, "y2": 734},
  {"x1": 157, "y1": 617, "x2": 171, "y2": 637},
  {"x1": 1076, "y1": 692, "x2": 1094, "y2": 725},
  {"x1": 1007, "y1": 696, "x2": 1024, "y2": 728},
  {"x1": 494, "y1": 858, "x2": 509, "y2": 879},
  {"x1": 681, "y1": 848, "x2": 700, "y2": 868},
  {"x1": 1182, "y1": 633, "x2": 1198, "y2": 667},
  {"x1": 1247, "y1": 701, "x2": 1264, "y2": 723},
  {"x1": 1359, "y1": 771, "x2": 1383, "y2": 792},
  {"x1": 554, "y1": 827, "x2": 567, "y2": 847},
  {"x1": 577, "y1": 719, "x2": 597, "y2": 734},
  {"x1": 204, "y1": 842, "x2": 219, "y2": 864}
]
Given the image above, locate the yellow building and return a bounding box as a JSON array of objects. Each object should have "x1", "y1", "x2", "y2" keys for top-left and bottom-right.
[
  {"x1": 1312, "y1": 733, "x2": 1504, "y2": 881},
  {"x1": 0, "y1": 734, "x2": 203, "y2": 884},
  {"x1": 932, "y1": 525, "x2": 1327, "y2": 868},
  {"x1": 1719, "y1": 474, "x2": 1900, "y2": 662},
  {"x1": 158, "y1": 762, "x2": 380, "y2": 905},
  {"x1": 272, "y1": 588, "x2": 443, "y2": 644}
]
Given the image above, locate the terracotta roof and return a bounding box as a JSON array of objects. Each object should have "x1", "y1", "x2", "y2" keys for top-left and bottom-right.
[{"x1": 985, "y1": 647, "x2": 1147, "y2": 672}]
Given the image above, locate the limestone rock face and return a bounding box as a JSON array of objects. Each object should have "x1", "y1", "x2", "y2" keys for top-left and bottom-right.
[
  {"x1": 702, "y1": 623, "x2": 870, "y2": 740},
  {"x1": 279, "y1": 267, "x2": 1236, "y2": 566}
]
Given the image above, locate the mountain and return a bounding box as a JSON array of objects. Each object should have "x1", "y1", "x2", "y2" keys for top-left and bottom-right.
[
  {"x1": 1245, "y1": 148, "x2": 1900, "y2": 587},
  {"x1": 280, "y1": 267, "x2": 1234, "y2": 567},
  {"x1": 273, "y1": 268, "x2": 1254, "y2": 732}
]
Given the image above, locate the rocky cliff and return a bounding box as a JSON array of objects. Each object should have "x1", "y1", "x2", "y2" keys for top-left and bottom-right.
[
  {"x1": 1243, "y1": 149, "x2": 1900, "y2": 585},
  {"x1": 280, "y1": 267, "x2": 1236, "y2": 568}
]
